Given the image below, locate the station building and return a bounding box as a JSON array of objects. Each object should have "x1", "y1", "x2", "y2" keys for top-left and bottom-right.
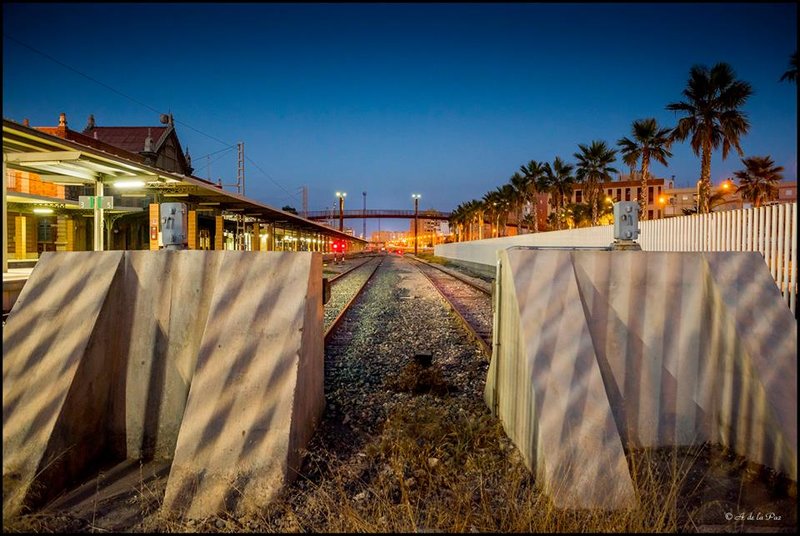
[{"x1": 2, "y1": 113, "x2": 365, "y2": 272}]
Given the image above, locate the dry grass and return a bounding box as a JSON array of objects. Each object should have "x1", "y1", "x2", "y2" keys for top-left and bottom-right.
[
  {"x1": 252, "y1": 396, "x2": 701, "y2": 533},
  {"x1": 5, "y1": 385, "x2": 794, "y2": 532}
]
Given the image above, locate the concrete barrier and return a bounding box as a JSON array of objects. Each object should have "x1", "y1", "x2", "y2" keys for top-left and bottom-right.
[
  {"x1": 2, "y1": 251, "x2": 324, "y2": 519},
  {"x1": 487, "y1": 248, "x2": 797, "y2": 510}
]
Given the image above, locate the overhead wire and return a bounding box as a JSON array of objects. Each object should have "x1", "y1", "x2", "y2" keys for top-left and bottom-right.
[{"x1": 4, "y1": 32, "x2": 301, "y2": 204}]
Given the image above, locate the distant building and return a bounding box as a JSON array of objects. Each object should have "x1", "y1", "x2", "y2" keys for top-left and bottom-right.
[
  {"x1": 371, "y1": 230, "x2": 406, "y2": 243},
  {"x1": 661, "y1": 179, "x2": 797, "y2": 216},
  {"x1": 569, "y1": 173, "x2": 668, "y2": 220},
  {"x1": 409, "y1": 215, "x2": 448, "y2": 247}
]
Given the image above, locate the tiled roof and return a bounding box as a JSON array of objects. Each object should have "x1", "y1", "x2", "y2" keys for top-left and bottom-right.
[{"x1": 83, "y1": 126, "x2": 169, "y2": 153}]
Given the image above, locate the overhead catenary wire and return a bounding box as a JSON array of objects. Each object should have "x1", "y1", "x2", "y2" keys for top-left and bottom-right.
[
  {"x1": 245, "y1": 155, "x2": 301, "y2": 205},
  {"x1": 4, "y1": 32, "x2": 302, "y2": 206}
]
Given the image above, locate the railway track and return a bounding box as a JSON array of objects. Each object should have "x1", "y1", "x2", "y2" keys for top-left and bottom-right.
[
  {"x1": 324, "y1": 255, "x2": 384, "y2": 341},
  {"x1": 327, "y1": 256, "x2": 374, "y2": 283},
  {"x1": 410, "y1": 257, "x2": 493, "y2": 359}
]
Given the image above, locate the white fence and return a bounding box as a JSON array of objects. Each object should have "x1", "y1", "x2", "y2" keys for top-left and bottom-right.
[{"x1": 435, "y1": 202, "x2": 797, "y2": 314}]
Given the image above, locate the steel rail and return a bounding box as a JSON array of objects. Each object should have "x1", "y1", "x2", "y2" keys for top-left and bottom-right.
[
  {"x1": 410, "y1": 257, "x2": 492, "y2": 360},
  {"x1": 409, "y1": 255, "x2": 491, "y2": 296},
  {"x1": 328, "y1": 256, "x2": 375, "y2": 284},
  {"x1": 324, "y1": 256, "x2": 384, "y2": 343}
]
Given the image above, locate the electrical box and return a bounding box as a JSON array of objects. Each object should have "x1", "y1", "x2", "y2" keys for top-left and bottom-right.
[
  {"x1": 160, "y1": 202, "x2": 188, "y2": 250},
  {"x1": 613, "y1": 201, "x2": 640, "y2": 241}
]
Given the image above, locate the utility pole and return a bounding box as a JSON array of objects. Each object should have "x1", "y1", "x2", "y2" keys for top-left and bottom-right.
[
  {"x1": 362, "y1": 191, "x2": 367, "y2": 240},
  {"x1": 336, "y1": 192, "x2": 346, "y2": 232},
  {"x1": 412, "y1": 193, "x2": 421, "y2": 256},
  {"x1": 236, "y1": 142, "x2": 245, "y2": 249},
  {"x1": 302, "y1": 186, "x2": 308, "y2": 218},
  {"x1": 237, "y1": 142, "x2": 245, "y2": 195}
]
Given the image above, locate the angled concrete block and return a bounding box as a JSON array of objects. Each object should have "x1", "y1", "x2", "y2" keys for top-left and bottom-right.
[
  {"x1": 2, "y1": 251, "x2": 126, "y2": 518},
  {"x1": 486, "y1": 249, "x2": 635, "y2": 510},
  {"x1": 162, "y1": 252, "x2": 324, "y2": 519},
  {"x1": 3, "y1": 251, "x2": 325, "y2": 520},
  {"x1": 488, "y1": 249, "x2": 797, "y2": 510}
]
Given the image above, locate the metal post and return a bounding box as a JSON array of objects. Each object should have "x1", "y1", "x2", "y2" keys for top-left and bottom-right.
[
  {"x1": 362, "y1": 191, "x2": 366, "y2": 240},
  {"x1": 337, "y1": 192, "x2": 346, "y2": 232},
  {"x1": 2, "y1": 156, "x2": 8, "y2": 273},
  {"x1": 94, "y1": 180, "x2": 104, "y2": 251},
  {"x1": 413, "y1": 194, "x2": 420, "y2": 256},
  {"x1": 237, "y1": 142, "x2": 245, "y2": 195}
]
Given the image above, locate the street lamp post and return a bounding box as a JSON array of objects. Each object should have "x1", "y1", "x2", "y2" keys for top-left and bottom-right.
[
  {"x1": 336, "y1": 191, "x2": 347, "y2": 232},
  {"x1": 412, "y1": 194, "x2": 421, "y2": 256},
  {"x1": 362, "y1": 191, "x2": 367, "y2": 240}
]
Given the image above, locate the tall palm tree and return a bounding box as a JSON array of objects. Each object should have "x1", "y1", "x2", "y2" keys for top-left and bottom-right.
[
  {"x1": 780, "y1": 51, "x2": 797, "y2": 83},
  {"x1": 449, "y1": 202, "x2": 470, "y2": 242},
  {"x1": 617, "y1": 118, "x2": 673, "y2": 220},
  {"x1": 574, "y1": 140, "x2": 618, "y2": 226},
  {"x1": 495, "y1": 184, "x2": 515, "y2": 236},
  {"x1": 482, "y1": 191, "x2": 500, "y2": 238},
  {"x1": 509, "y1": 172, "x2": 529, "y2": 234},
  {"x1": 519, "y1": 160, "x2": 549, "y2": 232},
  {"x1": 544, "y1": 157, "x2": 575, "y2": 231},
  {"x1": 733, "y1": 155, "x2": 784, "y2": 208},
  {"x1": 666, "y1": 62, "x2": 753, "y2": 214}
]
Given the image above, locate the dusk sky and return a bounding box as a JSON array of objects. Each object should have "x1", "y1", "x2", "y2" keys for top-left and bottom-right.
[{"x1": 3, "y1": 3, "x2": 797, "y2": 234}]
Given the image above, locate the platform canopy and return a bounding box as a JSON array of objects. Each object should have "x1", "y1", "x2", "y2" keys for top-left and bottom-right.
[{"x1": 2, "y1": 118, "x2": 363, "y2": 241}]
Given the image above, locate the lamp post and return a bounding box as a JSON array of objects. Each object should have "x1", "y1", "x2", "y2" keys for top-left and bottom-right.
[
  {"x1": 362, "y1": 191, "x2": 367, "y2": 240},
  {"x1": 336, "y1": 191, "x2": 346, "y2": 232},
  {"x1": 412, "y1": 194, "x2": 421, "y2": 255}
]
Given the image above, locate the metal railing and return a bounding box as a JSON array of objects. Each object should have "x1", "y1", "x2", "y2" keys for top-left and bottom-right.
[{"x1": 304, "y1": 209, "x2": 451, "y2": 220}]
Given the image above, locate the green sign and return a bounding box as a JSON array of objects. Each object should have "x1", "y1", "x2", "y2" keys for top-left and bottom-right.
[{"x1": 78, "y1": 196, "x2": 114, "y2": 209}]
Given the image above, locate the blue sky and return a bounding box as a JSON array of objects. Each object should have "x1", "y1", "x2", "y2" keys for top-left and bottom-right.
[{"x1": 3, "y1": 3, "x2": 797, "y2": 234}]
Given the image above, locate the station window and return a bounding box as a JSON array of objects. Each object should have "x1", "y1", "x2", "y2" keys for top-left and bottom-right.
[
  {"x1": 575, "y1": 190, "x2": 583, "y2": 203},
  {"x1": 624, "y1": 188, "x2": 631, "y2": 201},
  {"x1": 648, "y1": 186, "x2": 654, "y2": 203}
]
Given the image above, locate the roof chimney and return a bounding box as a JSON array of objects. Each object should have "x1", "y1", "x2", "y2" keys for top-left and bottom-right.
[
  {"x1": 22, "y1": 118, "x2": 30, "y2": 127},
  {"x1": 144, "y1": 128, "x2": 153, "y2": 153},
  {"x1": 58, "y1": 112, "x2": 67, "y2": 128},
  {"x1": 86, "y1": 114, "x2": 95, "y2": 130}
]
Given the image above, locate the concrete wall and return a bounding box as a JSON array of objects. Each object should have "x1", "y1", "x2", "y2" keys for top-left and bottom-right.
[
  {"x1": 487, "y1": 249, "x2": 797, "y2": 510},
  {"x1": 436, "y1": 203, "x2": 798, "y2": 314},
  {"x1": 2, "y1": 251, "x2": 324, "y2": 519}
]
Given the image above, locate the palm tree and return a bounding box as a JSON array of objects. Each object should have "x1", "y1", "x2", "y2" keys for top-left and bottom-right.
[
  {"x1": 482, "y1": 191, "x2": 500, "y2": 238},
  {"x1": 574, "y1": 141, "x2": 618, "y2": 226},
  {"x1": 449, "y1": 202, "x2": 471, "y2": 242},
  {"x1": 666, "y1": 62, "x2": 753, "y2": 214},
  {"x1": 496, "y1": 184, "x2": 515, "y2": 236},
  {"x1": 509, "y1": 172, "x2": 529, "y2": 234},
  {"x1": 563, "y1": 202, "x2": 593, "y2": 229},
  {"x1": 733, "y1": 155, "x2": 784, "y2": 208},
  {"x1": 544, "y1": 157, "x2": 575, "y2": 230},
  {"x1": 780, "y1": 51, "x2": 797, "y2": 83},
  {"x1": 617, "y1": 118, "x2": 673, "y2": 220},
  {"x1": 519, "y1": 160, "x2": 549, "y2": 232}
]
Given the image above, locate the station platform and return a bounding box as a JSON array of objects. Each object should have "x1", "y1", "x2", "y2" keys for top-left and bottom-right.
[{"x1": 3, "y1": 268, "x2": 33, "y2": 314}]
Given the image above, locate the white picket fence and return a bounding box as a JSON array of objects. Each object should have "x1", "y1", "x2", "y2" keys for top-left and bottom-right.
[{"x1": 436, "y1": 202, "x2": 797, "y2": 314}]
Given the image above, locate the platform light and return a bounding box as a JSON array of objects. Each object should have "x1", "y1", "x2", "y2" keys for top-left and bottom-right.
[
  {"x1": 113, "y1": 179, "x2": 146, "y2": 189},
  {"x1": 33, "y1": 207, "x2": 54, "y2": 214}
]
